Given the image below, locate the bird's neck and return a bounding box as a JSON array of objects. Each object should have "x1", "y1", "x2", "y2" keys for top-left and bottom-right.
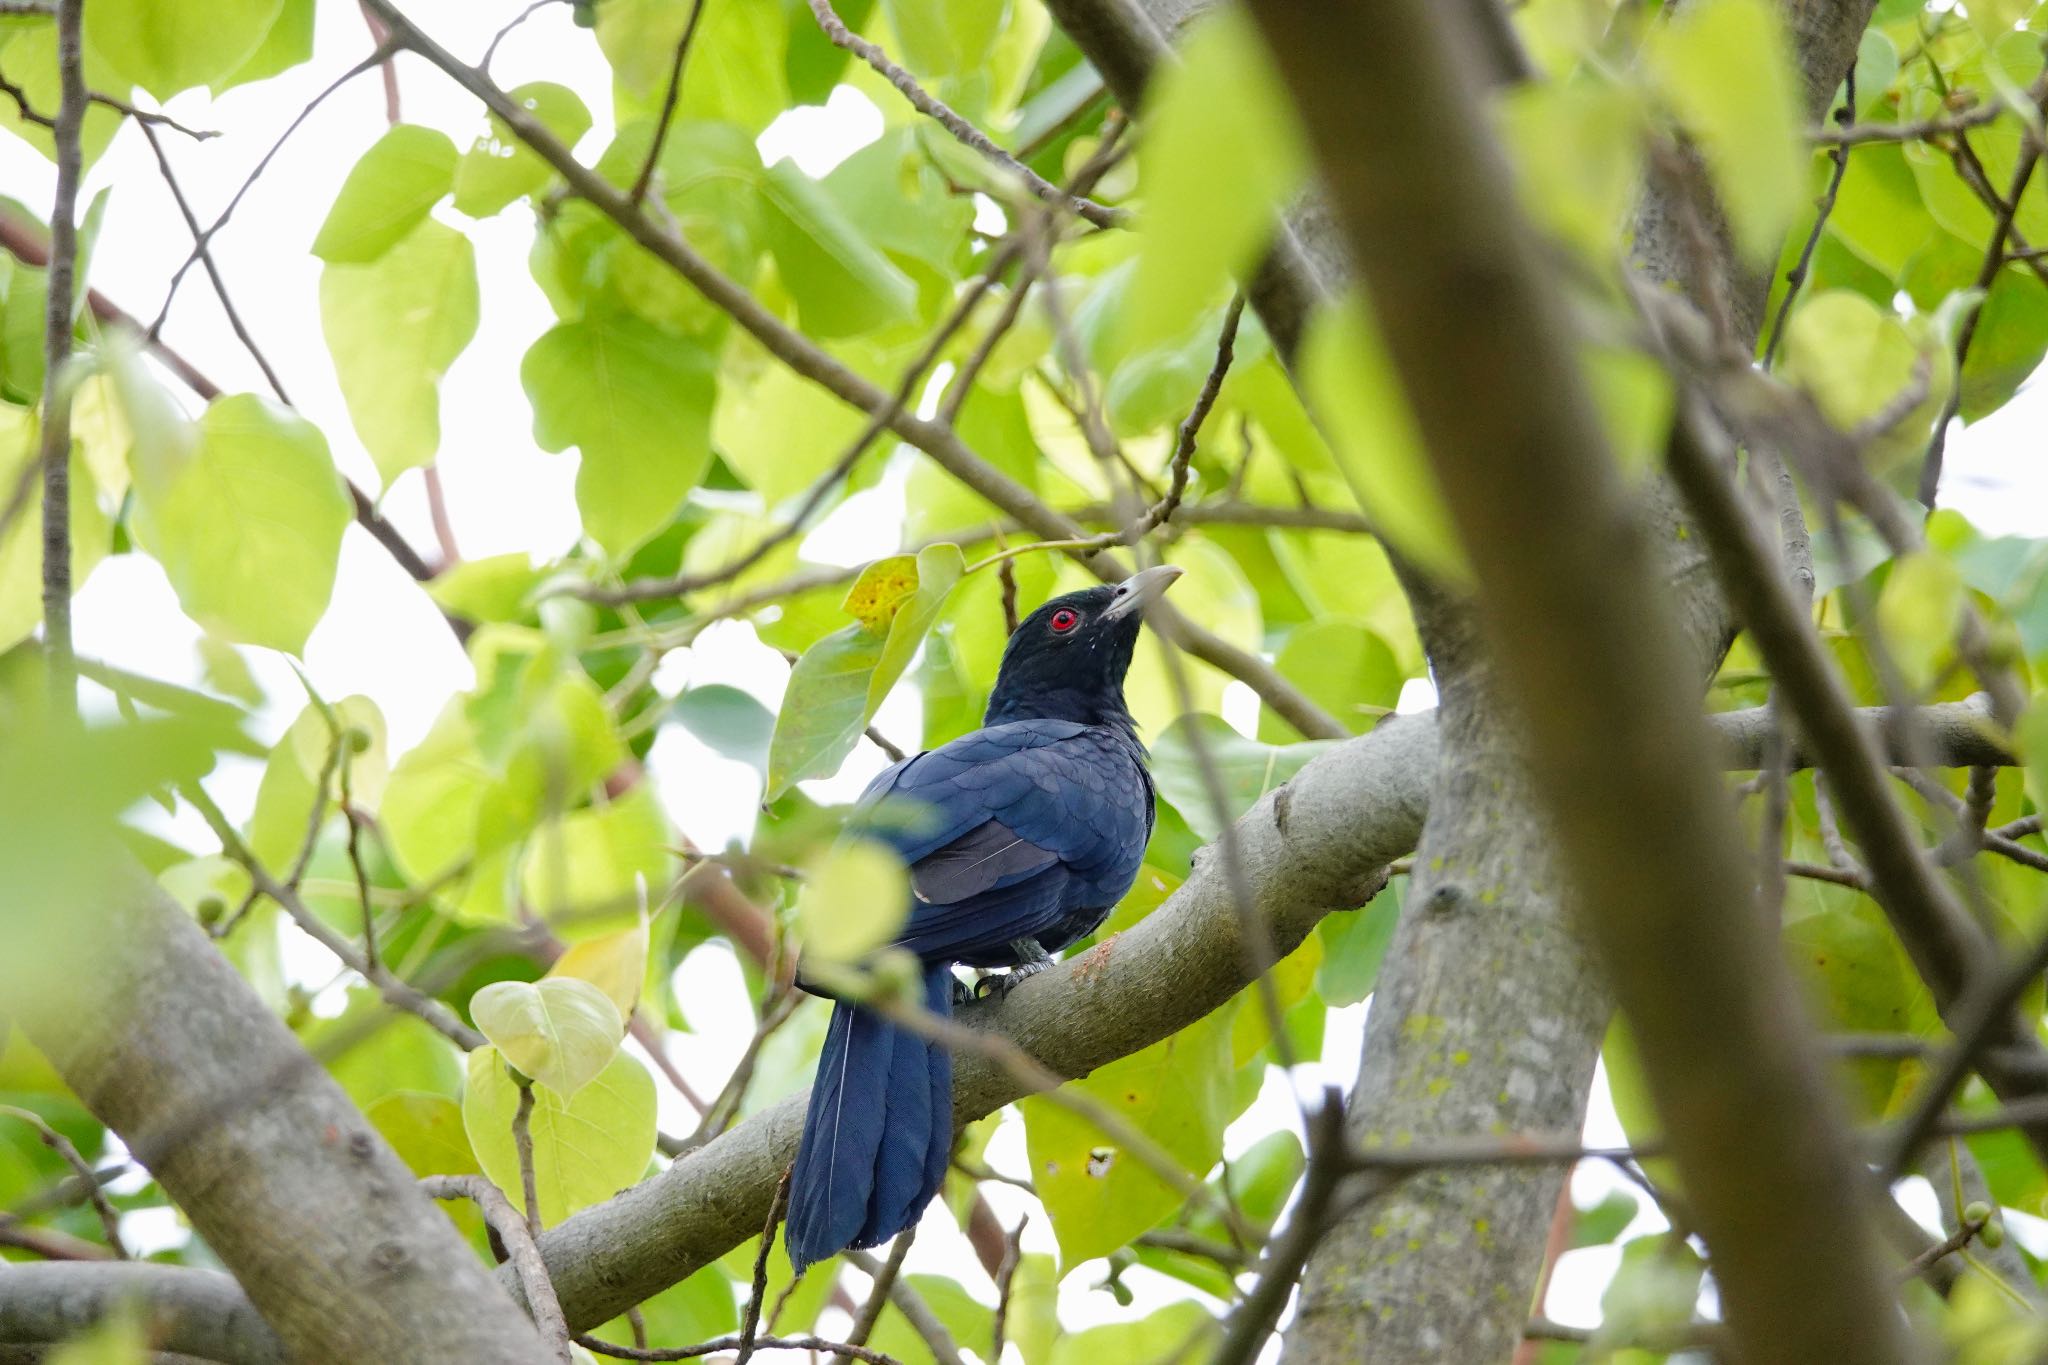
[{"x1": 983, "y1": 688, "x2": 1139, "y2": 740}]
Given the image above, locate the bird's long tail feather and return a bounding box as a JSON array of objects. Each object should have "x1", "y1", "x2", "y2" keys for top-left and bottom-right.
[{"x1": 786, "y1": 964, "x2": 953, "y2": 1271}]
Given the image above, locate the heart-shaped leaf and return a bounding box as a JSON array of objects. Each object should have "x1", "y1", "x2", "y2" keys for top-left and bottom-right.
[{"x1": 469, "y1": 977, "x2": 624, "y2": 1099}]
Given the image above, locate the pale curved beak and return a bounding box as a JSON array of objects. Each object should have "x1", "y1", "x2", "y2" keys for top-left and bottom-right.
[{"x1": 1102, "y1": 564, "x2": 1184, "y2": 621}]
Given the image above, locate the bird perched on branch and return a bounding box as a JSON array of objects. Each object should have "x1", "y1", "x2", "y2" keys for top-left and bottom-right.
[{"x1": 786, "y1": 564, "x2": 1182, "y2": 1272}]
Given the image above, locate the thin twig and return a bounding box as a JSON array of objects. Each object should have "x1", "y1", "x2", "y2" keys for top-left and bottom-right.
[
  {"x1": 627, "y1": 0, "x2": 706, "y2": 206},
  {"x1": 0, "y1": 1106, "x2": 126, "y2": 1257},
  {"x1": 1895, "y1": 1206, "x2": 1990, "y2": 1283},
  {"x1": 421, "y1": 1174, "x2": 572, "y2": 1362},
  {"x1": 481, "y1": 0, "x2": 564, "y2": 70},
  {"x1": 989, "y1": 1215, "x2": 1027, "y2": 1365},
  {"x1": 734, "y1": 1171, "x2": 792, "y2": 1365},
  {"x1": 842, "y1": 1251, "x2": 968, "y2": 1365},
  {"x1": 831, "y1": 1232, "x2": 912, "y2": 1365},
  {"x1": 1101, "y1": 295, "x2": 1245, "y2": 548},
  {"x1": 574, "y1": 1334, "x2": 905, "y2": 1364},
  {"x1": 1762, "y1": 67, "x2": 1853, "y2": 369},
  {"x1": 512, "y1": 1076, "x2": 543, "y2": 1241},
  {"x1": 1210, "y1": 1093, "x2": 1346, "y2": 1365},
  {"x1": 804, "y1": 0, "x2": 1124, "y2": 229}
]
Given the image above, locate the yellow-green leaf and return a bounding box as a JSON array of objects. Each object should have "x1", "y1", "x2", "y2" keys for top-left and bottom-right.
[
  {"x1": 312, "y1": 125, "x2": 458, "y2": 265},
  {"x1": 463, "y1": 1045, "x2": 656, "y2": 1224},
  {"x1": 469, "y1": 976, "x2": 625, "y2": 1099},
  {"x1": 1644, "y1": 0, "x2": 1805, "y2": 264},
  {"x1": 454, "y1": 82, "x2": 593, "y2": 218},
  {"x1": 130, "y1": 394, "x2": 351, "y2": 654},
  {"x1": 796, "y1": 840, "x2": 910, "y2": 964},
  {"x1": 550, "y1": 912, "x2": 651, "y2": 1019},
  {"x1": 86, "y1": 0, "x2": 281, "y2": 101},
  {"x1": 320, "y1": 218, "x2": 479, "y2": 485},
  {"x1": 518, "y1": 787, "x2": 671, "y2": 933}
]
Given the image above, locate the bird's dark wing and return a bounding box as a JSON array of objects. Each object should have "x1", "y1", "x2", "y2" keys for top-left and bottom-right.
[{"x1": 853, "y1": 720, "x2": 1150, "y2": 961}]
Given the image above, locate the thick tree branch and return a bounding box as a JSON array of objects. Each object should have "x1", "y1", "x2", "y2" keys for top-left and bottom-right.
[
  {"x1": 1243, "y1": 5, "x2": 1909, "y2": 1364},
  {"x1": 6, "y1": 860, "x2": 557, "y2": 1362}
]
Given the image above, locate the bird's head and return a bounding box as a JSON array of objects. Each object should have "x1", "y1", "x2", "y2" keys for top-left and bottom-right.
[{"x1": 983, "y1": 565, "x2": 1183, "y2": 730}]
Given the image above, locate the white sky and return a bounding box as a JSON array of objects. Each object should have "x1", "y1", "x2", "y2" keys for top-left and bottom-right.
[{"x1": 10, "y1": 0, "x2": 2046, "y2": 1352}]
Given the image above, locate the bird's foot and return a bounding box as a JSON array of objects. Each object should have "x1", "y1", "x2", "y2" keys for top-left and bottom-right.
[
  {"x1": 950, "y1": 975, "x2": 977, "y2": 1009},
  {"x1": 972, "y1": 948, "x2": 1053, "y2": 1002}
]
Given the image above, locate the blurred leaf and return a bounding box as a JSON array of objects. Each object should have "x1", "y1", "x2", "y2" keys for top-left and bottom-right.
[
  {"x1": 1300, "y1": 294, "x2": 1466, "y2": 581},
  {"x1": 321, "y1": 218, "x2": 479, "y2": 485},
  {"x1": 1225, "y1": 1129, "x2": 1304, "y2": 1226},
  {"x1": 593, "y1": 1267, "x2": 738, "y2": 1352},
  {"x1": 306, "y1": 988, "x2": 465, "y2": 1111},
  {"x1": 469, "y1": 977, "x2": 625, "y2": 1099},
  {"x1": 519, "y1": 788, "x2": 670, "y2": 932},
  {"x1": 0, "y1": 411, "x2": 110, "y2": 653},
  {"x1": 246, "y1": 694, "x2": 387, "y2": 869},
  {"x1": 1875, "y1": 549, "x2": 1965, "y2": 689},
  {"x1": 129, "y1": 394, "x2": 351, "y2": 654},
  {"x1": 1645, "y1": 0, "x2": 1806, "y2": 263},
  {"x1": 881, "y1": 0, "x2": 1006, "y2": 78},
  {"x1": 522, "y1": 314, "x2": 716, "y2": 555},
  {"x1": 463, "y1": 1045, "x2": 655, "y2": 1223},
  {"x1": 550, "y1": 911, "x2": 651, "y2": 1019},
  {"x1": 1124, "y1": 7, "x2": 1309, "y2": 355},
  {"x1": 1570, "y1": 1188, "x2": 1641, "y2": 1248},
  {"x1": 42, "y1": 1305, "x2": 146, "y2": 1365},
  {"x1": 1150, "y1": 714, "x2": 1334, "y2": 841},
  {"x1": 214, "y1": 0, "x2": 313, "y2": 92},
  {"x1": 312, "y1": 125, "x2": 458, "y2": 265},
  {"x1": 672, "y1": 684, "x2": 776, "y2": 778},
  {"x1": 1316, "y1": 878, "x2": 1401, "y2": 1006},
  {"x1": 1022, "y1": 1010, "x2": 1232, "y2": 1271},
  {"x1": 0, "y1": 28, "x2": 122, "y2": 167},
  {"x1": 1780, "y1": 289, "x2": 1945, "y2": 480},
  {"x1": 367, "y1": 1091, "x2": 479, "y2": 1177},
  {"x1": 86, "y1": 0, "x2": 280, "y2": 100},
  {"x1": 796, "y1": 839, "x2": 910, "y2": 963},
  {"x1": 427, "y1": 555, "x2": 546, "y2": 624},
  {"x1": 760, "y1": 159, "x2": 918, "y2": 338},
  {"x1": 1047, "y1": 1300, "x2": 1219, "y2": 1365},
  {"x1": 1259, "y1": 621, "x2": 1401, "y2": 743},
  {"x1": 1500, "y1": 78, "x2": 1646, "y2": 258},
  {"x1": 454, "y1": 82, "x2": 592, "y2": 218}
]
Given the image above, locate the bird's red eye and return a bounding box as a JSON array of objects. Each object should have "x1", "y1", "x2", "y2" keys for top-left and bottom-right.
[{"x1": 1049, "y1": 608, "x2": 1080, "y2": 634}]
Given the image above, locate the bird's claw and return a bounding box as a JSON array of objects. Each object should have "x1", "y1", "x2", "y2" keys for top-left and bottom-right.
[
  {"x1": 972, "y1": 960, "x2": 1049, "y2": 1002},
  {"x1": 949, "y1": 977, "x2": 977, "y2": 1009}
]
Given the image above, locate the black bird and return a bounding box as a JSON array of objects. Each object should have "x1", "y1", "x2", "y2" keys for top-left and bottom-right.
[{"x1": 785, "y1": 565, "x2": 1182, "y2": 1271}]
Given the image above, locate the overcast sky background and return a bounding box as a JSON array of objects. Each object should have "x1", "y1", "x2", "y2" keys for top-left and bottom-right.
[{"x1": 9, "y1": 0, "x2": 2045, "y2": 1346}]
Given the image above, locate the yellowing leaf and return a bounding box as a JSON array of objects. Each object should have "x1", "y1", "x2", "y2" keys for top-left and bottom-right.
[
  {"x1": 312, "y1": 125, "x2": 458, "y2": 265},
  {"x1": 797, "y1": 840, "x2": 910, "y2": 964},
  {"x1": 320, "y1": 218, "x2": 479, "y2": 485},
  {"x1": 842, "y1": 555, "x2": 921, "y2": 631},
  {"x1": 550, "y1": 912, "x2": 651, "y2": 1019},
  {"x1": 1645, "y1": 0, "x2": 1806, "y2": 264},
  {"x1": 469, "y1": 976, "x2": 625, "y2": 1099},
  {"x1": 130, "y1": 394, "x2": 351, "y2": 655},
  {"x1": 518, "y1": 788, "x2": 671, "y2": 933},
  {"x1": 463, "y1": 1045, "x2": 656, "y2": 1224}
]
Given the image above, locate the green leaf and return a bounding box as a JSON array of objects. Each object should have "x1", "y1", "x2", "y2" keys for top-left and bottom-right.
[
  {"x1": 367, "y1": 1092, "x2": 480, "y2": 1178},
  {"x1": 380, "y1": 698, "x2": 499, "y2": 887},
  {"x1": 463, "y1": 1045, "x2": 655, "y2": 1224},
  {"x1": 213, "y1": 0, "x2": 313, "y2": 92},
  {"x1": 426, "y1": 554, "x2": 546, "y2": 624},
  {"x1": 0, "y1": 27, "x2": 122, "y2": 167},
  {"x1": 1021, "y1": 1011, "x2": 1232, "y2": 1271},
  {"x1": 1150, "y1": 714, "x2": 1335, "y2": 841},
  {"x1": 759, "y1": 159, "x2": 919, "y2": 339},
  {"x1": 711, "y1": 341, "x2": 872, "y2": 505},
  {"x1": 246, "y1": 695, "x2": 388, "y2": 870},
  {"x1": 1124, "y1": 8, "x2": 1309, "y2": 354},
  {"x1": 130, "y1": 394, "x2": 351, "y2": 654},
  {"x1": 1500, "y1": 78, "x2": 1647, "y2": 259},
  {"x1": 599, "y1": 0, "x2": 789, "y2": 134},
  {"x1": 454, "y1": 82, "x2": 593, "y2": 218},
  {"x1": 671, "y1": 684, "x2": 776, "y2": 778},
  {"x1": 1780, "y1": 289, "x2": 1946, "y2": 481},
  {"x1": 1644, "y1": 0, "x2": 1806, "y2": 264},
  {"x1": 320, "y1": 218, "x2": 479, "y2": 485},
  {"x1": 311, "y1": 125, "x2": 459, "y2": 265},
  {"x1": 1316, "y1": 879, "x2": 1401, "y2": 1006},
  {"x1": 86, "y1": 0, "x2": 281, "y2": 100},
  {"x1": 765, "y1": 546, "x2": 964, "y2": 798},
  {"x1": 880, "y1": 0, "x2": 1005, "y2": 78},
  {"x1": 1258, "y1": 621, "x2": 1401, "y2": 743},
  {"x1": 518, "y1": 787, "x2": 671, "y2": 931},
  {"x1": 1875, "y1": 549, "x2": 1965, "y2": 689},
  {"x1": 593, "y1": 1269, "x2": 738, "y2": 1354},
  {"x1": 1300, "y1": 295, "x2": 1466, "y2": 582},
  {"x1": 1225, "y1": 1130, "x2": 1305, "y2": 1226},
  {"x1": 522, "y1": 314, "x2": 716, "y2": 555},
  {"x1": 0, "y1": 408, "x2": 110, "y2": 653},
  {"x1": 470, "y1": 977, "x2": 625, "y2": 1099},
  {"x1": 305, "y1": 988, "x2": 464, "y2": 1111},
  {"x1": 796, "y1": 839, "x2": 910, "y2": 963}
]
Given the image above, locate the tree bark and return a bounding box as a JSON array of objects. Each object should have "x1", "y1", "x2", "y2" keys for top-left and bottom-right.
[
  {"x1": 1039, "y1": 1, "x2": 1876, "y2": 1358},
  {"x1": 7, "y1": 861, "x2": 557, "y2": 1365},
  {"x1": 1244, "y1": 2, "x2": 1908, "y2": 1363}
]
